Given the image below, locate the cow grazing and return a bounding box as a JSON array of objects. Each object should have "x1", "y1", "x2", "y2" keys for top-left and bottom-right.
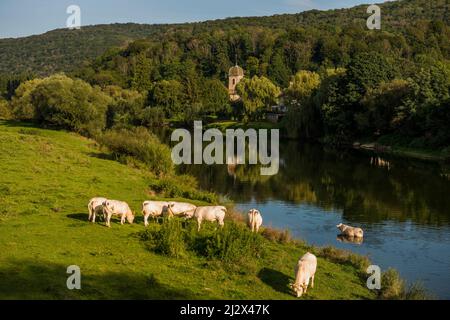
[
  {"x1": 194, "y1": 206, "x2": 227, "y2": 231},
  {"x1": 142, "y1": 201, "x2": 170, "y2": 226},
  {"x1": 88, "y1": 197, "x2": 107, "y2": 223},
  {"x1": 165, "y1": 202, "x2": 197, "y2": 219},
  {"x1": 247, "y1": 209, "x2": 263, "y2": 233},
  {"x1": 290, "y1": 252, "x2": 317, "y2": 298},
  {"x1": 102, "y1": 200, "x2": 135, "y2": 228},
  {"x1": 336, "y1": 223, "x2": 364, "y2": 238}
]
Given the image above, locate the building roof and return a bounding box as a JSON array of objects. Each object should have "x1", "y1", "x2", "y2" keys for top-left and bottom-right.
[{"x1": 229, "y1": 65, "x2": 244, "y2": 77}]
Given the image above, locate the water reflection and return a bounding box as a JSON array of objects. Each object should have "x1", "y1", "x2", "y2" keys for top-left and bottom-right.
[
  {"x1": 180, "y1": 141, "x2": 450, "y2": 227},
  {"x1": 337, "y1": 235, "x2": 364, "y2": 245},
  {"x1": 175, "y1": 139, "x2": 450, "y2": 298}
]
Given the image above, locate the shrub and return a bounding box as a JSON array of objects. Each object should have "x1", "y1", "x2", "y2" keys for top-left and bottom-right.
[
  {"x1": 149, "y1": 175, "x2": 217, "y2": 203},
  {"x1": 11, "y1": 78, "x2": 45, "y2": 120},
  {"x1": 379, "y1": 268, "x2": 431, "y2": 300},
  {"x1": 142, "y1": 220, "x2": 187, "y2": 258},
  {"x1": 314, "y1": 246, "x2": 370, "y2": 275},
  {"x1": 261, "y1": 227, "x2": 292, "y2": 244},
  {"x1": 0, "y1": 99, "x2": 11, "y2": 119},
  {"x1": 11, "y1": 75, "x2": 111, "y2": 136},
  {"x1": 141, "y1": 106, "x2": 166, "y2": 128},
  {"x1": 142, "y1": 219, "x2": 265, "y2": 270},
  {"x1": 99, "y1": 127, "x2": 174, "y2": 176},
  {"x1": 202, "y1": 221, "x2": 265, "y2": 265}
]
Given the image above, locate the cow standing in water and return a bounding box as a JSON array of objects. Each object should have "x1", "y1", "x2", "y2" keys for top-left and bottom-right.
[{"x1": 336, "y1": 223, "x2": 364, "y2": 238}]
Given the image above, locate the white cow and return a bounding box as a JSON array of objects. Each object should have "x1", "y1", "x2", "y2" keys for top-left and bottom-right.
[
  {"x1": 142, "y1": 201, "x2": 170, "y2": 226},
  {"x1": 194, "y1": 206, "x2": 227, "y2": 231},
  {"x1": 290, "y1": 252, "x2": 317, "y2": 298},
  {"x1": 247, "y1": 209, "x2": 263, "y2": 233},
  {"x1": 165, "y1": 202, "x2": 197, "y2": 219},
  {"x1": 88, "y1": 197, "x2": 107, "y2": 223},
  {"x1": 102, "y1": 200, "x2": 135, "y2": 228},
  {"x1": 337, "y1": 223, "x2": 364, "y2": 238}
]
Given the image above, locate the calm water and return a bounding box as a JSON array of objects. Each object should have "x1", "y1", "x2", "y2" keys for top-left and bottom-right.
[{"x1": 176, "y1": 139, "x2": 450, "y2": 299}]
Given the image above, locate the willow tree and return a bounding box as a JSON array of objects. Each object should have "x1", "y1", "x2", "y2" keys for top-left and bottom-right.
[
  {"x1": 284, "y1": 70, "x2": 321, "y2": 139},
  {"x1": 236, "y1": 76, "x2": 281, "y2": 122}
]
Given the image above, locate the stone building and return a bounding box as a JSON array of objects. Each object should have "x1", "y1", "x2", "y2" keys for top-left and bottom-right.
[{"x1": 228, "y1": 65, "x2": 244, "y2": 101}]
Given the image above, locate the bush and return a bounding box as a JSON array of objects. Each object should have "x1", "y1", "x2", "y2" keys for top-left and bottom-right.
[
  {"x1": 261, "y1": 227, "x2": 292, "y2": 244},
  {"x1": 203, "y1": 221, "x2": 265, "y2": 265},
  {"x1": 141, "y1": 107, "x2": 166, "y2": 128},
  {"x1": 11, "y1": 75, "x2": 111, "y2": 136},
  {"x1": 314, "y1": 246, "x2": 370, "y2": 275},
  {"x1": 149, "y1": 175, "x2": 217, "y2": 203},
  {"x1": 142, "y1": 219, "x2": 265, "y2": 269},
  {"x1": 0, "y1": 99, "x2": 11, "y2": 119},
  {"x1": 151, "y1": 220, "x2": 187, "y2": 258},
  {"x1": 99, "y1": 127, "x2": 174, "y2": 176},
  {"x1": 379, "y1": 269, "x2": 431, "y2": 300}
]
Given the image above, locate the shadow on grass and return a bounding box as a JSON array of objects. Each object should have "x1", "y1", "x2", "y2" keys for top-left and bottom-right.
[
  {"x1": 67, "y1": 213, "x2": 89, "y2": 222},
  {"x1": 0, "y1": 259, "x2": 198, "y2": 300},
  {"x1": 257, "y1": 268, "x2": 292, "y2": 295},
  {"x1": 86, "y1": 152, "x2": 115, "y2": 161},
  {"x1": 67, "y1": 213, "x2": 147, "y2": 227}
]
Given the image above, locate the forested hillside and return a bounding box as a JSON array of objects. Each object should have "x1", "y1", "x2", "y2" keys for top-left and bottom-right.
[
  {"x1": 0, "y1": 0, "x2": 448, "y2": 76},
  {"x1": 1, "y1": 0, "x2": 449, "y2": 152}
]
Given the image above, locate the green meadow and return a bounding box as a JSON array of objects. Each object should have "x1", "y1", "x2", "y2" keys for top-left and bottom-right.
[{"x1": 0, "y1": 121, "x2": 375, "y2": 300}]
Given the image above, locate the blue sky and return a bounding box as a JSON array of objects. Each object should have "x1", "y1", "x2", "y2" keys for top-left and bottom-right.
[{"x1": 0, "y1": 0, "x2": 389, "y2": 39}]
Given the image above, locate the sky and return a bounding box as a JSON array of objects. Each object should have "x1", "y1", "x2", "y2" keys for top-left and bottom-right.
[{"x1": 0, "y1": 0, "x2": 388, "y2": 39}]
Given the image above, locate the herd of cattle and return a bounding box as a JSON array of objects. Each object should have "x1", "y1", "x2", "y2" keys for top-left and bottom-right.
[{"x1": 87, "y1": 197, "x2": 365, "y2": 298}]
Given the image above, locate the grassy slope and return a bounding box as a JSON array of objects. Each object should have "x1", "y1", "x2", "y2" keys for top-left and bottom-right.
[{"x1": 0, "y1": 121, "x2": 375, "y2": 300}]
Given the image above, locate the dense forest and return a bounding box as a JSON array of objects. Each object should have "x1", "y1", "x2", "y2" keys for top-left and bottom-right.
[
  {"x1": 0, "y1": 0, "x2": 448, "y2": 76},
  {"x1": 1, "y1": 0, "x2": 450, "y2": 151}
]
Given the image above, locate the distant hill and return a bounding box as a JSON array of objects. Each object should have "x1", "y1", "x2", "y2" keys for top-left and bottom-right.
[{"x1": 0, "y1": 0, "x2": 448, "y2": 76}]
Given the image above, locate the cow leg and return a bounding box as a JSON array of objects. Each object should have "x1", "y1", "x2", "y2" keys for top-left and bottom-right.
[
  {"x1": 88, "y1": 207, "x2": 93, "y2": 222},
  {"x1": 121, "y1": 214, "x2": 125, "y2": 225},
  {"x1": 311, "y1": 275, "x2": 315, "y2": 289},
  {"x1": 197, "y1": 219, "x2": 202, "y2": 232},
  {"x1": 144, "y1": 214, "x2": 149, "y2": 227},
  {"x1": 106, "y1": 212, "x2": 113, "y2": 228},
  {"x1": 92, "y1": 212, "x2": 96, "y2": 223}
]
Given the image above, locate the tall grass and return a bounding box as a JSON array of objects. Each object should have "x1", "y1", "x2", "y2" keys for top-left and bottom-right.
[
  {"x1": 141, "y1": 219, "x2": 265, "y2": 269},
  {"x1": 379, "y1": 269, "x2": 431, "y2": 300},
  {"x1": 98, "y1": 127, "x2": 174, "y2": 176},
  {"x1": 141, "y1": 220, "x2": 187, "y2": 258},
  {"x1": 149, "y1": 175, "x2": 217, "y2": 203},
  {"x1": 203, "y1": 221, "x2": 265, "y2": 264}
]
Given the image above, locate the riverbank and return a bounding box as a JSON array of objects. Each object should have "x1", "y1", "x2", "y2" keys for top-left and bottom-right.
[
  {"x1": 353, "y1": 142, "x2": 450, "y2": 162},
  {"x1": 205, "y1": 120, "x2": 450, "y2": 163},
  {"x1": 0, "y1": 121, "x2": 428, "y2": 299}
]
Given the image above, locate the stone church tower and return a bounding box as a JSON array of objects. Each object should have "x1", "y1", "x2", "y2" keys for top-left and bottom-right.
[{"x1": 228, "y1": 65, "x2": 244, "y2": 102}]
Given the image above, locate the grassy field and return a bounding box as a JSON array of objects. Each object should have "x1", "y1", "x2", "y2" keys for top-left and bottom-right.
[{"x1": 0, "y1": 120, "x2": 375, "y2": 300}]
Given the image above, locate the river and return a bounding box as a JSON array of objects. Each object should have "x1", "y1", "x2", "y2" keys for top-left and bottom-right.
[{"x1": 173, "y1": 137, "x2": 450, "y2": 299}]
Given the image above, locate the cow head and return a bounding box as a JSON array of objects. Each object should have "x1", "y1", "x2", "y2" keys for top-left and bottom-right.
[
  {"x1": 127, "y1": 212, "x2": 135, "y2": 224},
  {"x1": 184, "y1": 209, "x2": 195, "y2": 219},
  {"x1": 290, "y1": 283, "x2": 306, "y2": 298},
  {"x1": 336, "y1": 223, "x2": 344, "y2": 231},
  {"x1": 165, "y1": 203, "x2": 176, "y2": 218}
]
